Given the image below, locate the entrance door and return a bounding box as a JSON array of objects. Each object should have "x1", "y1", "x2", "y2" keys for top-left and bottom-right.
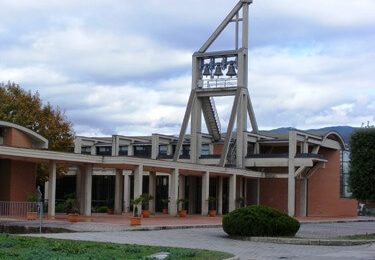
[{"x1": 155, "y1": 176, "x2": 169, "y2": 212}]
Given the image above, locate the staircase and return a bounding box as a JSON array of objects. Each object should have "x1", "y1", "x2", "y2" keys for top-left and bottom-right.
[
  {"x1": 201, "y1": 97, "x2": 221, "y2": 141},
  {"x1": 226, "y1": 139, "x2": 236, "y2": 166}
]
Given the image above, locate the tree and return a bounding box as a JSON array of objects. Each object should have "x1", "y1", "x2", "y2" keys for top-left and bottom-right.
[
  {"x1": 0, "y1": 82, "x2": 74, "y2": 152},
  {"x1": 0, "y1": 82, "x2": 75, "y2": 183},
  {"x1": 348, "y1": 128, "x2": 375, "y2": 201}
]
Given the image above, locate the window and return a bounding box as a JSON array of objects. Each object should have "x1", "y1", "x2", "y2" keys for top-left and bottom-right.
[
  {"x1": 119, "y1": 146, "x2": 128, "y2": 156},
  {"x1": 181, "y1": 145, "x2": 190, "y2": 156},
  {"x1": 96, "y1": 146, "x2": 112, "y2": 156},
  {"x1": 201, "y1": 144, "x2": 210, "y2": 155},
  {"x1": 340, "y1": 150, "x2": 351, "y2": 198},
  {"x1": 81, "y1": 146, "x2": 92, "y2": 155},
  {"x1": 159, "y1": 145, "x2": 168, "y2": 155},
  {"x1": 134, "y1": 145, "x2": 151, "y2": 158}
]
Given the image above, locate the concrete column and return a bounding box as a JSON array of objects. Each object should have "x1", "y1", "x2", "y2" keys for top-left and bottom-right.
[
  {"x1": 123, "y1": 173, "x2": 131, "y2": 212},
  {"x1": 74, "y1": 138, "x2": 82, "y2": 153},
  {"x1": 134, "y1": 165, "x2": 143, "y2": 215},
  {"x1": 83, "y1": 164, "x2": 93, "y2": 216},
  {"x1": 229, "y1": 175, "x2": 236, "y2": 212},
  {"x1": 169, "y1": 169, "x2": 179, "y2": 216},
  {"x1": 288, "y1": 131, "x2": 297, "y2": 216},
  {"x1": 114, "y1": 169, "x2": 124, "y2": 214},
  {"x1": 190, "y1": 96, "x2": 202, "y2": 164},
  {"x1": 128, "y1": 145, "x2": 134, "y2": 156},
  {"x1": 48, "y1": 161, "x2": 56, "y2": 217},
  {"x1": 151, "y1": 135, "x2": 159, "y2": 159},
  {"x1": 201, "y1": 171, "x2": 209, "y2": 215},
  {"x1": 244, "y1": 178, "x2": 248, "y2": 205},
  {"x1": 300, "y1": 178, "x2": 308, "y2": 217},
  {"x1": 256, "y1": 178, "x2": 260, "y2": 205},
  {"x1": 134, "y1": 165, "x2": 143, "y2": 198},
  {"x1": 217, "y1": 177, "x2": 223, "y2": 215},
  {"x1": 149, "y1": 172, "x2": 156, "y2": 213},
  {"x1": 112, "y1": 135, "x2": 120, "y2": 156},
  {"x1": 178, "y1": 175, "x2": 185, "y2": 200}
]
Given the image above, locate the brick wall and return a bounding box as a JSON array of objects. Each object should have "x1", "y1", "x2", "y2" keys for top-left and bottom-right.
[
  {"x1": 307, "y1": 148, "x2": 357, "y2": 217},
  {"x1": 3, "y1": 128, "x2": 33, "y2": 148}
]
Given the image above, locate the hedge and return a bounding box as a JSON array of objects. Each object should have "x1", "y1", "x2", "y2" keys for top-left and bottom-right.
[{"x1": 222, "y1": 205, "x2": 300, "y2": 237}]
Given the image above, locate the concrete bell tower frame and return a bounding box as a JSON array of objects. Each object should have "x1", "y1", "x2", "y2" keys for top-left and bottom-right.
[{"x1": 173, "y1": 0, "x2": 258, "y2": 169}]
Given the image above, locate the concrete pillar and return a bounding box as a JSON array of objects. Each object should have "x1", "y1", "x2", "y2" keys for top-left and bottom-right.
[
  {"x1": 191, "y1": 96, "x2": 202, "y2": 164},
  {"x1": 74, "y1": 138, "x2": 82, "y2": 153},
  {"x1": 288, "y1": 131, "x2": 297, "y2": 216},
  {"x1": 217, "y1": 177, "x2": 223, "y2": 215},
  {"x1": 244, "y1": 178, "x2": 248, "y2": 205},
  {"x1": 201, "y1": 171, "x2": 209, "y2": 215},
  {"x1": 229, "y1": 175, "x2": 236, "y2": 212},
  {"x1": 123, "y1": 173, "x2": 131, "y2": 212},
  {"x1": 112, "y1": 135, "x2": 120, "y2": 156},
  {"x1": 48, "y1": 161, "x2": 56, "y2": 217},
  {"x1": 128, "y1": 145, "x2": 134, "y2": 156},
  {"x1": 256, "y1": 178, "x2": 260, "y2": 205},
  {"x1": 300, "y1": 178, "x2": 308, "y2": 217},
  {"x1": 178, "y1": 175, "x2": 185, "y2": 200},
  {"x1": 149, "y1": 172, "x2": 156, "y2": 213},
  {"x1": 151, "y1": 135, "x2": 159, "y2": 159},
  {"x1": 134, "y1": 165, "x2": 143, "y2": 215},
  {"x1": 114, "y1": 169, "x2": 124, "y2": 214},
  {"x1": 169, "y1": 169, "x2": 179, "y2": 216},
  {"x1": 82, "y1": 164, "x2": 93, "y2": 216}
]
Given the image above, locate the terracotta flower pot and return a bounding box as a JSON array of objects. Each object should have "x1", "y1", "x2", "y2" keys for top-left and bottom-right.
[
  {"x1": 142, "y1": 209, "x2": 150, "y2": 218},
  {"x1": 68, "y1": 213, "x2": 80, "y2": 223},
  {"x1": 107, "y1": 208, "x2": 114, "y2": 215},
  {"x1": 130, "y1": 217, "x2": 141, "y2": 226},
  {"x1": 179, "y1": 209, "x2": 187, "y2": 217},
  {"x1": 209, "y1": 209, "x2": 217, "y2": 217},
  {"x1": 162, "y1": 208, "x2": 168, "y2": 214},
  {"x1": 26, "y1": 211, "x2": 37, "y2": 220}
]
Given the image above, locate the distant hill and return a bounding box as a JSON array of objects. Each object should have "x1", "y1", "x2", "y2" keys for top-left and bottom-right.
[{"x1": 265, "y1": 126, "x2": 359, "y2": 144}]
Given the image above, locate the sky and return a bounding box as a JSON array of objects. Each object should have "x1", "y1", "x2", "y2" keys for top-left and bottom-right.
[{"x1": 0, "y1": 0, "x2": 374, "y2": 136}]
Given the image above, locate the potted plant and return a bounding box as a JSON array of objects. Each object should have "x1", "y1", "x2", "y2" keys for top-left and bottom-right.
[
  {"x1": 140, "y1": 193, "x2": 154, "y2": 218},
  {"x1": 130, "y1": 196, "x2": 143, "y2": 226},
  {"x1": 177, "y1": 198, "x2": 188, "y2": 217},
  {"x1": 161, "y1": 198, "x2": 170, "y2": 214},
  {"x1": 26, "y1": 193, "x2": 38, "y2": 220},
  {"x1": 65, "y1": 194, "x2": 80, "y2": 223},
  {"x1": 107, "y1": 207, "x2": 114, "y2": 215},
  {"x1": 208, "y1": 196, "x2": 217, "y2": 217}
]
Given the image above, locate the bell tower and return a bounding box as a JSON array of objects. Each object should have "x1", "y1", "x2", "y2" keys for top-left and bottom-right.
[{"x1": 173, "y1": 0, "x2": 257, "y2": 168}]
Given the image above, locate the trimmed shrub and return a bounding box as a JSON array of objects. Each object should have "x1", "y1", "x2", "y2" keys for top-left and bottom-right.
[{"x1": 222, "y1": 205, "x2": 300, "y2": 237}]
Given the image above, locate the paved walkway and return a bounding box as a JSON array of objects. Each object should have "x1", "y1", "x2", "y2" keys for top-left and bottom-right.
[{"x1": 30, "y1": 226, "x2": 375, "y2": 260}]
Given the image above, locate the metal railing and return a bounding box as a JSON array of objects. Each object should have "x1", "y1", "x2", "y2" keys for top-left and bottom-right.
[
  {"x1": 0, "y1": 201, "x2": 38, "y2": 217},
  {"x1": 198, "y1": 78, "x2": 237, "y2": 88}
]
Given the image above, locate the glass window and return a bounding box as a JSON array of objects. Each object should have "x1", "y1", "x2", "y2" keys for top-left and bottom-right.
[
  {"x1": 96, "y1": 146, "x2": 112, "y2": 156},
  {"x1": 340, "y1": 150, "x2": 351, "y2": 198},
  {"x1": 119, "y1": 146, "x2": 128, "y2": 156},
  {"x1": 201, "y1": 144, "x2": 210, "y2": 155},
  {"x1": 181, "y1": 145, "x2": 190, "y2": 156},
  {"x1": 81, "y1": 146, "x2": 92, "y2": 155},
  {"x1": 134, "y1": 145, "x2": 151, "y2": 157},
  {"x1": 159, "y1": 145, "x2": 168, "y2": 155}
]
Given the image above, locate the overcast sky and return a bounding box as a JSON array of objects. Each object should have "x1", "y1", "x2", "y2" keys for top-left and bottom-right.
[{"x1": 0, "y1": 0, "x2": 374, "y2": 136}]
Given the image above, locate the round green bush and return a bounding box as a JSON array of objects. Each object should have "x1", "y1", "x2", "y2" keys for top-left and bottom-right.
[{"x1": 222, "y1": 205, "x2": 300, "y2": 237}]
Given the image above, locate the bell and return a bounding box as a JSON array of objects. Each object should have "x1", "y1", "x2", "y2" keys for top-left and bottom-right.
[
  {"x1": 213, "y1": 64, "x2": 223, "y2": 77},
  {"x1": 202, "y1": 64, "x2": 211, "y2": 77},
  {"x1": 226, "y1": 62, "x2": 237, "y2": 77}
]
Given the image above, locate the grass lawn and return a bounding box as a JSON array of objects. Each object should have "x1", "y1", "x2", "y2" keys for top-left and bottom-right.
[{"x1": 0, "y1": 234, "x2": 232, "y2": 259}]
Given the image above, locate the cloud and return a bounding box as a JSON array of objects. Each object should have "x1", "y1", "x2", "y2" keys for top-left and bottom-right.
[{"x1": 0, "y1": 0, "x2": 374, "y2": 136}]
